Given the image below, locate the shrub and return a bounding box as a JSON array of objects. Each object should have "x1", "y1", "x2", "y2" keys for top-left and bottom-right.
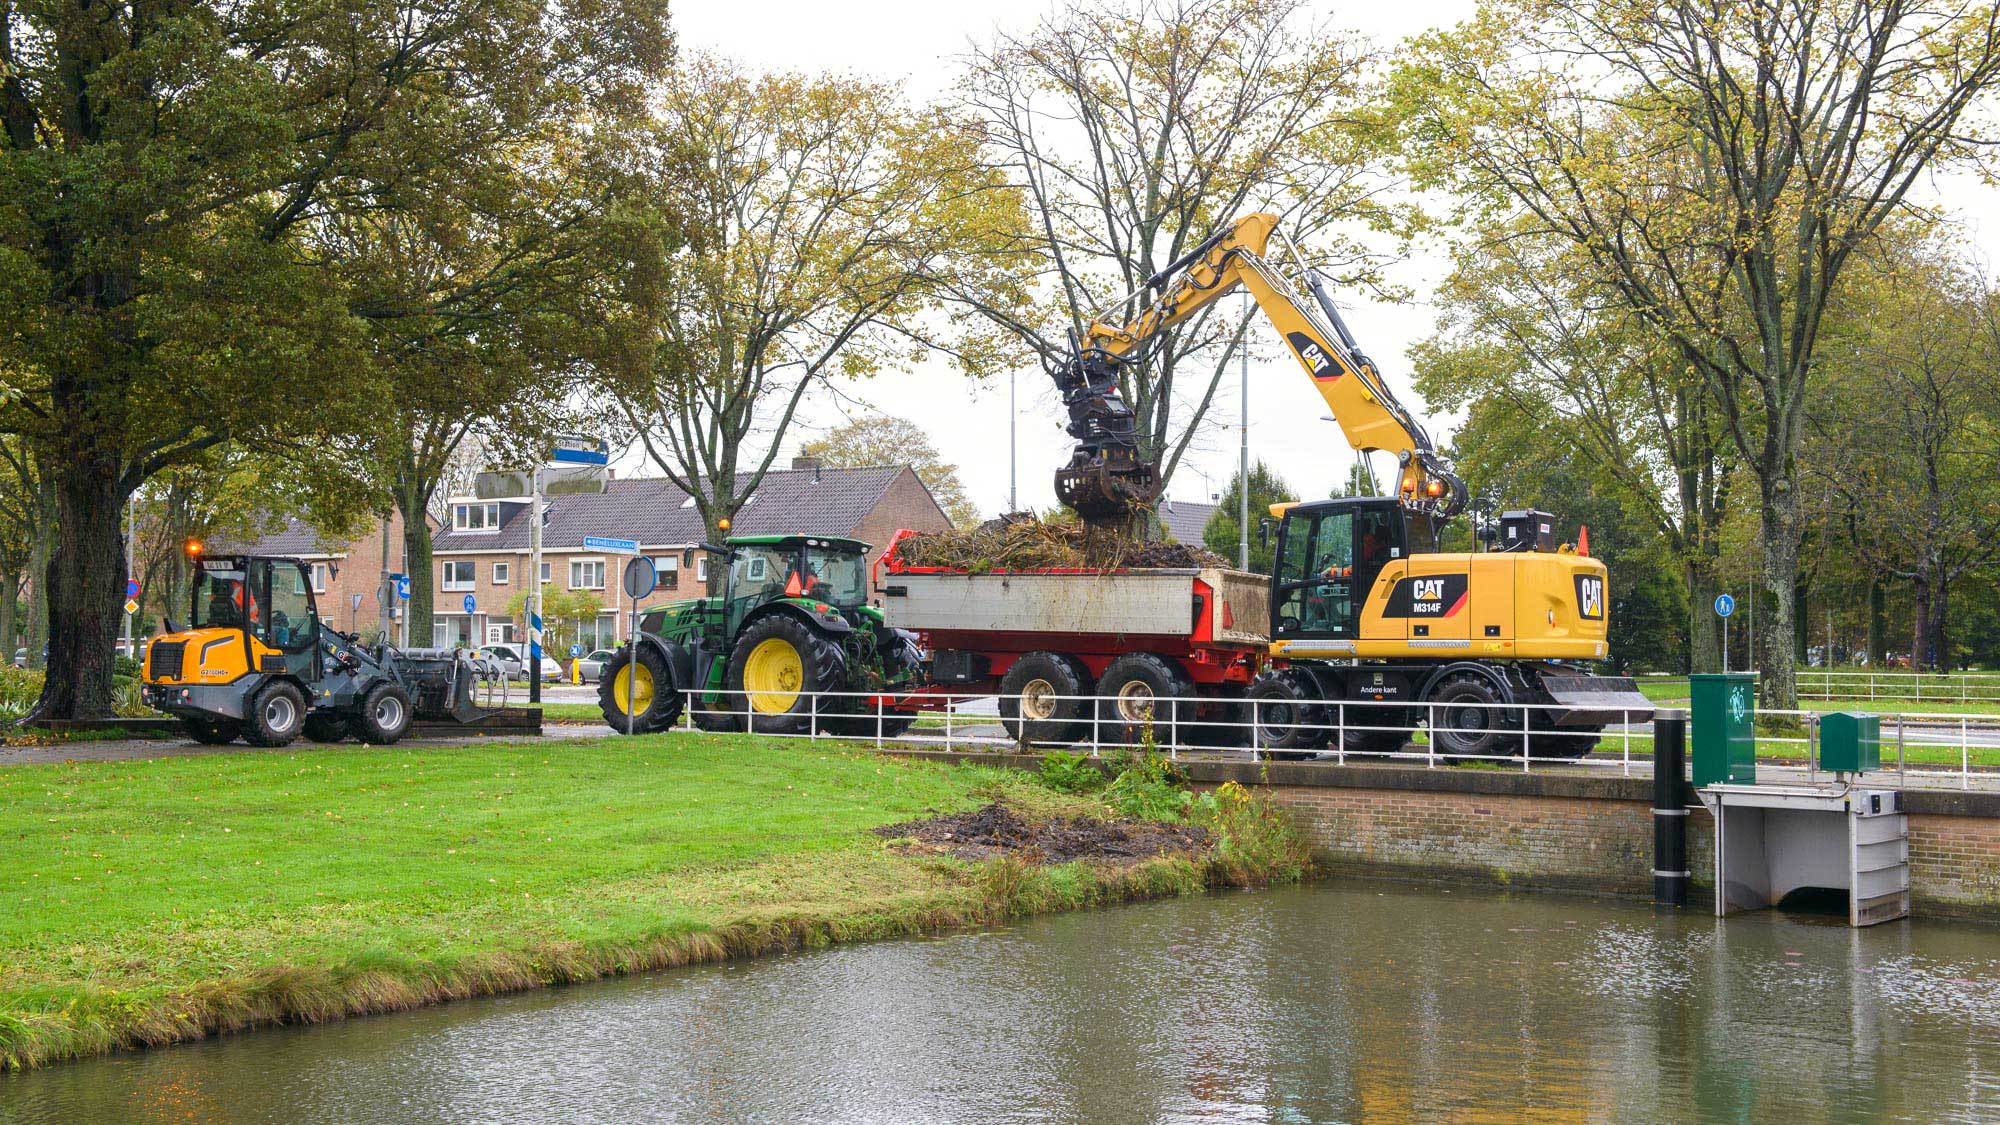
[
  {"x1": 1188, "y1": 781, "x2": 1311, "y2": 885},
  {"x1": 1102, "y1": 747, "x2": 1191, "y2": 822},
  {"x1": 0, "y1": 668, "x2": 43, "y2": 720},
  {"x1": 1037, "y1": 750, "x2": 1107, "y2": 793}
]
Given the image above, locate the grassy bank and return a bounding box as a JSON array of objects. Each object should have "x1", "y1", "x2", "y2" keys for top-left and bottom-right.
[{"x1": 0, "y1": 734, "x2": 1305, "y2": 1071}]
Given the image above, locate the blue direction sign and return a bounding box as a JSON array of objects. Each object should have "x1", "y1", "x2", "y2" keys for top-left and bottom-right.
[
  {"x1": 394, "y1": 574, "x2": 411, "y2": 600},
  {"x1": 583, "y1": 535, "x2": 640, "y2": 555},
  {"x1": 552, "y1": 437, "x2": 611, "y2": 466},
  {"x1": 1714, "y1": 593, "x2": 1736, "y2": 618},
  {"x1": 462, "y1": 593, "x2": 477, "y2": 614},
  {"x1": 125, "y1": 578, "x2": 140, "y2": 599}
]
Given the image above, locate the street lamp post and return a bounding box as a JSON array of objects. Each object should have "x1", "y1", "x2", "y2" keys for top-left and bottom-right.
[{"x1": 1238, "y1": 293, "x2": 1250, "y2": 570}]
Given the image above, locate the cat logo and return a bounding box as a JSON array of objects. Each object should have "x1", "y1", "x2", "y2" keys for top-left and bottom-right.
[
  {"x1": 1286, "y1": 331, "x2": 1338, "y2": 380},
  {"x1": 1574, "y1": 574, "x2": 1605, "y2": 620},
  {"x1": 1414, "y1": 578, "x2": 1445, "y2": 603}
]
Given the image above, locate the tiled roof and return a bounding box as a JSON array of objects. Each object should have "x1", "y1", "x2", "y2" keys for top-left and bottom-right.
[
  {"x1": 207, "y1": 515, "x2": 349, "y2": 558},
  {"x1": 1158, "y1": 498, "x2": 1217, "y2": 545},
  {"x1": 431, "y1": 465, "x2": 911, "y2": 553}
]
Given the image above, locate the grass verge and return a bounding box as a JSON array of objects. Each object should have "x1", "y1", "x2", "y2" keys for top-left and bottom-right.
[{"x1": 0, "y1": 733, "x2": 1306, "y2": 1071}]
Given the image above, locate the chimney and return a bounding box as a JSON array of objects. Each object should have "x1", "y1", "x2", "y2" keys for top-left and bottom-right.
[{"x1": 791, "y1": 454, "x2": 822, "y2": 471}]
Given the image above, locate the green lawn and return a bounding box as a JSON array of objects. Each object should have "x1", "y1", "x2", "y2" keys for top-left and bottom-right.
[
  {"x1": 540, "y1": 701, "x2": 607, "y2": 722},
  {"x1": 0, "y1": 734, "x2": 1293, "y2": 1069}
]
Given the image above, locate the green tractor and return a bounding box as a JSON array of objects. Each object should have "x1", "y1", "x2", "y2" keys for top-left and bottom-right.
[{"x1": 598, "y1": 535, "x2": 925, "y2": 737}]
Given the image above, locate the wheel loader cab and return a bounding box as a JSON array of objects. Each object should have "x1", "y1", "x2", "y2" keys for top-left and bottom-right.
[
  {"x1": 167, "y1": 555, "x2": 322, "y2": 683},
  {"x1": 1271, "y1": 499, "x2": 1432, "y2": 642}
]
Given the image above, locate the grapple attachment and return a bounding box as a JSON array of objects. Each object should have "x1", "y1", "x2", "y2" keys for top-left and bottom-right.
[{"x1": 1054, "y1": 450, "x2": 1162, "y2": 526}]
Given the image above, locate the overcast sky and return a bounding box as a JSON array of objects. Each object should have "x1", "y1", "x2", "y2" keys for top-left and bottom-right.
[{"x1": 654, "y1": 0, "x2": 2000, "y2": 522}]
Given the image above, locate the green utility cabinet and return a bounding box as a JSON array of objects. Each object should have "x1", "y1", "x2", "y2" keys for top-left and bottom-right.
[
  {"x1": 1692, "y1": 672, "x2": 1757, "y2": 786},
  {"x1": 1820, "y1": 711, "x2": 1882, "y2": 774}
]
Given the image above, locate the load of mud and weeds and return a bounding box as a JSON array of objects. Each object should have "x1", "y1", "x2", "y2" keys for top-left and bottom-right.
[
  {"x1": 894, "y1": 513, "x2": 1227, "y2": 573},
  {"x1": 874, "y1": 802, "x2": 1210, "y2": 865}
]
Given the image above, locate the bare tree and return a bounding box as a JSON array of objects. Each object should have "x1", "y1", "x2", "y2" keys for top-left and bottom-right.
[
  {"x1": 1401, "y1": 0, "x2": 2000, "y2": 706},
  {"x1": 956, "y1": 0, "x2": 1398, "y2": 508}
]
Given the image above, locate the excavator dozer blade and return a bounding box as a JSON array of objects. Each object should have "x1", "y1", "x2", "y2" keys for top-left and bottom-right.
[{"x1": 1537, "y1": 673, "x2": 1656, "y2": 727}]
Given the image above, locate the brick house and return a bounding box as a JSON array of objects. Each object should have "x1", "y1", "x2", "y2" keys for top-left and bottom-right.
[
  {"x1": 425, "y1": 459, "x2": 952, "y2": 653},
  {"x1": 205, "y1": 510, "x2": 420, "y2": 642},
  {"x1": 1158, "y1": 498, "x2": 1217, "y2": 545}
]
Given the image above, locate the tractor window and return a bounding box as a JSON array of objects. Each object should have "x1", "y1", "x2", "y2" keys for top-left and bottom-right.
[
  {"x1": 263, "y1": 562, "x2": 318, "y2": 656},
  {"x1": 192, "y1": 563, "x2": 252, "y2": 631},
  {"x1": 805, "y1": 547, "x2": 866, "y2": 607},
  {"x1": 730, "y1": 547, "x2": 790, "y2": 600}
]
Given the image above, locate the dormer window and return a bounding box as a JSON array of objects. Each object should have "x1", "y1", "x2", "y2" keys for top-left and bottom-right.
[{"x1": 454, "y1": 502, "x2": 501, "y2": 532}]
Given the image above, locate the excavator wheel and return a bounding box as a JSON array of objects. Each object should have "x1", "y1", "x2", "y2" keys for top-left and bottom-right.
[
  {"x1": 1244, "y1": 669, "x2": 1331, "y2": 760},
  {"x1": 1426, "y1": 673, "x2": 1523, "y2": 762}
]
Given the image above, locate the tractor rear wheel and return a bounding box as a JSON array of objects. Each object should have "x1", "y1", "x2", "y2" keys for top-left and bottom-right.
[
  {"x1": 724, "y1": 615, "x2": 847, "y2": 735},
  {"x1": 350, "y1": 683, "x2": 414, "y2": 745},
  {"x1": 243, "y1": 681, "x2": 306, "y2": 747},
  {"x1": 599, "y1": 644, "x2": 686, "y2": 734},
  {"x1": 182, "y1": 717, "x2": 240, "y2": 745}
]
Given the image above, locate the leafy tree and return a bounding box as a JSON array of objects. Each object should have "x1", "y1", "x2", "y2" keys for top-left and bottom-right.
[
  {"x1": 956, "y1": 0, "x2": 1402, "y2": 515},
  {"x1": 800, "y1": 416, "x2": 981, "y2": 528},
  {"x1": 0, "y1": 0, "x2": 672, "y2": 718},
  {"x1": 611, "y1": 56, "x2": 1014, "y2": 587},
  {"x1": 1202, "y1": 461, "x2": 1294, "y2": 574},
  {"x1": 506, "y1": 585, "x2": 603, "y2": 657},
  {"x1": 1397, "y1": 0, "x2": 2000, "y2": 706}
]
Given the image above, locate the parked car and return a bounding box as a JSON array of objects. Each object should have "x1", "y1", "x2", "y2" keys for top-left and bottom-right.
[
  {"x1": 575, "y1": 649, "x2": 619, "y2": 683},
  {"x1": 475, "y1": 644, "x2": 562, "y2": 682}
]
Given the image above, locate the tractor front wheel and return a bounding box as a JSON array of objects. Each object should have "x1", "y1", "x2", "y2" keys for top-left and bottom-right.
[
  {"x1": 724, "y1": 615, "x2": 847, "y2": 735},
  {"x1": 599, "y1": 644, "x2": 686, "y2": 734}
]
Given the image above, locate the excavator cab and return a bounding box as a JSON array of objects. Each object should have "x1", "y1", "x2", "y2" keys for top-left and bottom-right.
[{"x1": 1271, "y1": 498, "x2": 1418, "y2": 641}]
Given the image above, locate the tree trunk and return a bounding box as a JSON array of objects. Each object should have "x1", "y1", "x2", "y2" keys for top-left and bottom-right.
[
  {"x1": 1930, "y1": 574, "x2": 1950, "y2": 672},
  {"x1": 1910, "y1": 576, "x2": 1933, "y2": 673},
  {"x1": 0, "y1": 569, "x2": 17, "y2": 663},
  {"x1": 1792, "y1": 577, "x2": 1809, "y2": 666},
  {"x1": 27, "y1": 457, "x2": 125, "y2": 720},
  {"x1": 1756, "y1": 477, "x2": 1801, "y2": 709},
  {"x1": 400, "y1": 490, "x2": 436, "y2": 649},
  {"x1": 1867, "y1": 580, "x2": 1886, "y2": 667},
  {"x1": 1686, "y1": 557, "x2": 1721, "y2": 674},
  {"x1": 24, "y1": 481, "x2": 55, "y2": 672}
]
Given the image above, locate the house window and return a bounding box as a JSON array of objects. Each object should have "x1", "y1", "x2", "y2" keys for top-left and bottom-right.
[
  {"x1": 453, "y1": 503, "x2": 501, "y2": 532},
  {"x1": 493, "y1": 562, "x2": 510, "y2": 585},
  {"x1": 485, "y1": 623, "x2": 513, "y2": 645},
  {"x1": 539, "y1": 561, "x2": 551, "y2": 584},
  {"x1": 442, "y1": 560, "x2": 476, "y2": 591},
  {"x1": 309, "y1": 563, "x2": 332, "y2": 594},
  {"x1": 570, "y1": 559, "x2": 606, "y2": 590},
  {"x1": 697, "y1": 556, "x2": 708, "y2": 584},
  {"x1": 654, "y1": 556, "x2": 679, "y2": 590}
]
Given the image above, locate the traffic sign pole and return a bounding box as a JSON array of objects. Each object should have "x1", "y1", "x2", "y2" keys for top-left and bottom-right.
[{"x1": 530, "y1": 462, "x2": 543, "y2": 707}]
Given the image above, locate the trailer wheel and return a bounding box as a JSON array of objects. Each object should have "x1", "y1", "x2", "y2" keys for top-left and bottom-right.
[
  {"x1": 600, "y1": 644, "x2": 687, "y2": 734},
  {"x1": 350, "y1": 683, "x2": 414, "y2": 745},
  {"x1": 821, "y1": 708, "x2": 920, "y2": 739},
  {"x1": 999, "y1": 652, "x2": 1092, "y2": 747},
  {"x1": 182, "y1": 717, "x2": 240, "y2": 745},
  {"x1": 1095, "y1": 653, "x2": 1194, "y2": 750},
  {"x1": 1184, "y1": 694, "x2": 1250, "y2": 751},
  {"x1": 1246, "y1": 669, "x2": 1331, "y2": 760},
  {"x1": 725, "y1": 615, "x2": 847, "y2": 735},
  {"x1": 302, "y1": 713, "x2": 347, "y2": 743},
  {"x1": 1425, "y1": 673, "x2": 1522, "y2": 761},
  {"x1": 243, "y1": 681, "x2": 306, "y2": 747}
]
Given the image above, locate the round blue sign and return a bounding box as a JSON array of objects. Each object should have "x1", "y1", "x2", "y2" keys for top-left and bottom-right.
[
  {"x1": 462, "y1": 593, "x2": 476, "y2": 614},
  {"x1": 570, "y1": 644, "x2": 583, "y2": 658},
  {"x1": 1714, "y1": 593, "x2": 1735, "y2": 618}
]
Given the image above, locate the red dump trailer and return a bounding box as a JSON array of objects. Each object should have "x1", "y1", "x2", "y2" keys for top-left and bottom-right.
[{"x1": 874, "y1": 530, "x2": 1270, "y2": 745}]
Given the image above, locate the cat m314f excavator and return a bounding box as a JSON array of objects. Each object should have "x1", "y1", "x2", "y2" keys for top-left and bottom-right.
[{"x1": 1049, "y1": 212, "x2": 1652, "y2": 759}]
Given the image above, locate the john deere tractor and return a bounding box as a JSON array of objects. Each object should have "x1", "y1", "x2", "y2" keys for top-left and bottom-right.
[{"x1": 599, "y1": 535, "x2": 923, "y2": 737}]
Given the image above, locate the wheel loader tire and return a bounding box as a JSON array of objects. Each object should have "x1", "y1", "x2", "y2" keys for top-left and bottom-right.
[
  {"x1": 725, "y1": 615, "x2": 848, "y2": 736},
  {"x1": 998, "y1": 651, "x2": 1092, "y2": 747},
  {"x1": 599, "y1": 644, "x2": 686, "y2": 734},
  {"x1": 302, "y1": 713, "x2": 347, "y2": 743},
  {"x1": 1426, "y1": 673, "x2": 1522, "y2": 762},
  {"x1": 182, "y1": 717, "x2": 240, "y2": 745},
  {"x1": 243, "y1": 681, "x2": 306, "y2": 748},
  {"x1": 350, "y1": 683, "x2": 414, "y2": 745},
  {"x1": 1245, "y1": 669, "x2": 1330, "y2": 760},
  {"x1": 1094, "y1": 652, "x2": 1194, "y2": 749}
]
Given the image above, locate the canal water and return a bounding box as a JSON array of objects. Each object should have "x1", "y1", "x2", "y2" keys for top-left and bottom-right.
[{"x1": 9, "y1": 881, "x2": 2000, "y2": 1122}]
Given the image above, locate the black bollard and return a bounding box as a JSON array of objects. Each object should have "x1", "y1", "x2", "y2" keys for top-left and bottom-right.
[{"x1": 1653, "y1": 709, "x2": 1689, "y2": 906}]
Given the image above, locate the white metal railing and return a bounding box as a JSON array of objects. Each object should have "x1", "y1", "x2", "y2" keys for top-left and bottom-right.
[
  {"x1": 1638, "y1": 670, "x2": 2000, "y2": 704},
  {"x1": 608, "y1": 687, "x2": 2000, "y2": 790}
]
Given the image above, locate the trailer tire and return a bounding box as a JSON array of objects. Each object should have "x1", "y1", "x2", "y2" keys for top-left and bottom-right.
[
  {"x1": 600, "y1": 644, "x2": 686, "y2": 734},
  {"x1": 821, "y1": 709, "x2": 920, "y2": 740},
  {"x1": 350, "y1": 683, "x2": 414, "y2": 745},
  {"x1": 182, "y1": 717, "x2": 240, "y2": 745},
  {"x1": 999, "y1": 652, "x2": 1092, "y2": 747},
  {"x1": 302, "y1": 713, "x2": 347, "y2": 743},
  {"x1": 1245, "y1": 669, "x2": 1330, "y2": 760},
  {"x1": 1095, "y1": 653, "x2": 1194, "y2": 749},
  {"x1": 725, "y1": 615, "x2": 847, "y2": 735},
  {"x1": 1184, "y1": 694, "x2": 1251, "y2": 750},
  {"x1": 243, "y1": 681, "x2": 306, "y2": 747},
  {"x1": 1426, "y1": 673, "x2": 1522, "y2": 761}
]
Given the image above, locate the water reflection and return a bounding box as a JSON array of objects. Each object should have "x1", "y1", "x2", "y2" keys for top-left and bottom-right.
[{"x1": 8, "y1": 882, "x2": 2000, "y2": 1122}]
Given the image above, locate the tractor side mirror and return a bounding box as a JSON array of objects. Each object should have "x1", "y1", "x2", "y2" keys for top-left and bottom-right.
[{"x1": 683, "y1": 547, "x2": 698, "y2": 567}]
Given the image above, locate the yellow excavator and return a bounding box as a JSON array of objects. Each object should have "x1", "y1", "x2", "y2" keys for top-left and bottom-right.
[{"x1": 1051, "y1": 212, "x2": 1650, "y2": 758}]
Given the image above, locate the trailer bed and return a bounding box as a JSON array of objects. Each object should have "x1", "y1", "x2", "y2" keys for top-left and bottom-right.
[{"x1": 882, "y1": 567, "x2": 1269, "y2": 646}]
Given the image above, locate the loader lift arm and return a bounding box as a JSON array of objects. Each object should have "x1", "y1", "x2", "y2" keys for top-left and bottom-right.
[{"x1": 1052, "y1": 212, "x2": 1468, "y2": 525}]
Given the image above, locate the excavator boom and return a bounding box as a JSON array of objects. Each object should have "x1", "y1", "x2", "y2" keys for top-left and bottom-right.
[{"x1": 1052, "y1": 212, "x2": 1468, "y2": 525}]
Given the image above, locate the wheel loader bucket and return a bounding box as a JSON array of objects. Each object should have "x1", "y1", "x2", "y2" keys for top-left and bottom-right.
[{"x1": 387, "y1": 649, "x2": 501, "y2": 724}]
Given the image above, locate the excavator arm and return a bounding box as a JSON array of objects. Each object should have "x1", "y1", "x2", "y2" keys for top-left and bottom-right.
[{"x1": 1051, "y1": 212, "x2": 1468, "y2": 525}]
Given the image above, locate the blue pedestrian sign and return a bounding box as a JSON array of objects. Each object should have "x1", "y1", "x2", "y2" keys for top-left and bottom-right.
[
  {"x1": 125, "y1": 578, "x2": 139, "y2": 599},
  {"x1": 1714, "y1": 593, "x2": 1735, "y2": 618},
  {"x1": 463, "y1": 593, "x2": 477, "y2": 614},
  {"x1": 569, "y1": 644, "x2": 583, "y2": 658},
  {"x1": 394, "y1": 574, "x2": 410, "y2": 600}
]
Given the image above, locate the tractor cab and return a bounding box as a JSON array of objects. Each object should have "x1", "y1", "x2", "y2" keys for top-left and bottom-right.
[
  {"x1": 715, "y1": 535, "x2": 871, "y2": 634},
  {"x1": 1270, "y1": 498, "x2": 1437, "y2": 643}
]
